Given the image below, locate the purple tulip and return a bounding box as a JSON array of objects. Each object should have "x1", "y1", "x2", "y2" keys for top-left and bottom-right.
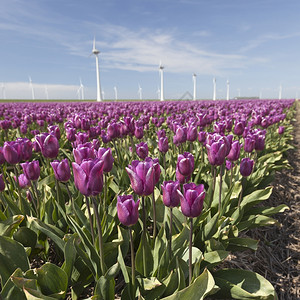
[
  {"x1": 187, "y1": 126, "x2": 197, "y2": 142},
  {"x1": 240, "y1": 158, "x2": 254, "y2": 177},
  {"x1": 278, "y1": 126, "x2": 285, "y2": 134},
  {"x1": 97, "y1": 148, "x2": 114, "y2": 173},
  {"x1": 206, "y1": 140, "x2": 227, "y2": 166},
  {"x1": 75, "y1": 132, "x2": 89, "y2": 145},
  {"x1": 50, "y1": 159, "x2": 71, "y2": 182},
  {"x1": 161, "y1": 180, "x2": 180, "y2": 208},
  {"x1": 0, "y1": 174, "x2": 5, "y2": 191},
  {"x1": 117, "y1": 195, "x2": 140, "y2": 227},
  {"x1": 226, "y1": 140, "x2": 242, "y2": 161},
  {"x1": 254, "y1": 134, "x2": 265, "y2": 151},
  {"x1": 177, "y1": 152, "x2": 194, "y2": 177},
  {"x1": 244, "y1": 137, "x2": 255, "y2": 153},
  {"x1": 48, "y1": 125, "x2": 61, "y2": 140},
  {"x1": 157, "y1": 129, "x2": 166, "y2": 139},
  {"x1": 3, "y1": 141, "x2": 22, "y2": 164},
  {"x1": 126, "y1": 159, "x2": 157, "y2": 196},
  {"x1": 15, "y1": 174, "x2": 31, "y2": 189},
  {"x1": 134, "y1": 126, "x2": 144, "y2": 139},
  {"x1": 66, "y1": 127, "x2": 77, "y2": 142},
  {"x1": 73, "y1": 144, "x2": 97, "y2": 164},
  {"x1": 72, "y1": 158, "x2": 105, "y2": 196},
  {"x1": 175, "y1": 126, "x2": 187, "y2": 144},
  {"x1": 35, "y1": 133, "x2": 59, "y2": 159},
  {"x1": 198, "y1": 131, "x2": 207, "y2": 144},
  {"x1": 21, "y1": 160, "x2": 40, "y2": 181},
  {"x1": 234, "y1": 121, "x2": 245, "y2": 136},
  {"x1": 136, "y1": 142, "x2": 149, "y2": 160},
  {"x1": 158, "y1": 136, "x2": 169, "y2": 153},
  {"x1": 225, "y1": 160, "x2": 233, "y2": 170},
  {"x1": 178, "y1": 183, "x2": 205, "y2": 218}
]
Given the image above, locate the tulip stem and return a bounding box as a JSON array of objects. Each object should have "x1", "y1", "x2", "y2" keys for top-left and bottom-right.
[
  {"x1": 13, "y1": 166, "x2": 22, "y2": 210},
  {"x1": 142, "y1": 196, "x2": 147, "y2": 276},
  {"x1": 169, "y1": 207, "x2": 173, "y2": 259},
  {"x1": 129, "y1": 227, "x2": 135, "y2": 296},
  {"x1": 163, "y1": 154, "x2": 166, "y2": 180},
  {"x1": 208, "y1": 166, "x2": 216, "y2": 208},
  {"x1": 219, "y1": 164, "x2": 223, "y2": 213},
  {"x1": 112, "y1": 140, "x2": 121, "y2": 166},
  {"x1": 103, "y1": 174, "x2": 107, "y2": 213},
  {"x1": 32, "y1": 181, "x2": 41, "y2": 219},
  {"x1": 152, "y1": 191, "x2": 157, "y2": 239},
  {"x1": 142, "y1": 196, "x2": 147, "y2": 233},
  {"x1": 92, "y1": 197, "x2": 106, "y2": 275},
  {"x1": 85, "y1": 196, "x2": 95, "y2": 244},
  {"x1": 189, "y1": 218, "x2": 193, "y2": 285}
]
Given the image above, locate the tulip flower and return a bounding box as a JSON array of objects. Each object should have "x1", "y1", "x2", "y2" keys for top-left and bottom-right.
[
  {"x1": 206, "y1": 140, "x2": 227, "y2": 166},
  {"x1": 97, "y1": 148, "x2": 114, "y2": 173},
  {"x1": 126, "y1": 159, "x2": 156, "y2": 196},
  {"x1": 240, "y1": 158, "x2": 254, "y2": 177},
  {"x1": 178, "y1": 183, "x2": 205, "y2": 218},
  {"x1": 161, "y1": 180, "x2": 180, "y2": 208},
  {"x1": 157, "y1": 129, "x2": 166, "y2": 139},
  {"x1": 174, "y1": 126, "x2": 187, "y2": 144},
  {"x1": 158, "y1": 136, "x2": 169, "y2": 153},
  {"x1": 234, "y1": 121, "x2": 245, "y2": 136},
  {"x1": 35, "y1": 133, "x2": 59, "y2": 159},
  {"x1": 21, "y1": 160, "x2": 40, "y2": 181},
  {"x1": 136, "y1": 142, "x2": 149, "y2": 160},
  {"x1": 3, "y1": 141, "x2": 22, "y2": 164},
  {"x1": 50, "y1": 159, "x2": 71, "y2": 182},
  {"x1": 226, "y1": 140, "x2": 242, "y2": 161},
  {"x1": 73, "y1": 144, "x2": 97, "y2": 164},
  {"x1": 117, "y1": 195, "x2": 140, "y2": 227},
  {"x1": 72, "y1": 158, "x2": 105, "y2": 196},
  {"x1": 177, "y1": 152, "x2": 194, "y2": 177},
  {"x1": 244, "y1": 136, "x2": 255, "y2": 153},
  {"x1": 254, "y1": 134, "x2": 265, "y2": 151},
  {"x1": 198, "y1": 131, "x2": 207, "y2": 144},
  {"x1": 187, "y1": 126, "x2": 197, "y2": 142},
  {"x1": 134, "y1": 126, "x2": 144, "y2": 139},
  {"x1": 66, "y1": 127, "x2": 76, "y2": 142},
  {"x1": 75, "y1": 132, "x2": 89, "y2": 145},
  {"x1": 278, "y1": 126, "x2": 285, "y2": 134},
  {"x1": 15, "y1": 174, "x2": 31, "y2": 189}
]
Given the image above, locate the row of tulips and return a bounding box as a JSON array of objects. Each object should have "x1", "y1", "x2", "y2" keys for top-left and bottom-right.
[{"x1": 0, "y1": 99, "x2": 295, "y2": 300}]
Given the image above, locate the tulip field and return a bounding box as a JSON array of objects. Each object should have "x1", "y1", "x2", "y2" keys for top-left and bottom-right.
[{"x1": 0, "y1": 99, "x2": 296, "y2": 299}]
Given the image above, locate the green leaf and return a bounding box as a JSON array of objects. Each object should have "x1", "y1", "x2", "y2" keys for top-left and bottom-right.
[
  {"x1": 213, "y1": 269, "x2": 277, "y2": 299},
  {"x1": 240, "y1": 187, "x2": 273, "y2": 211},
  {"x1": 0, "y1": 236, "x2": 30, "y2": 286},
  {"x1": 36, "y1": 263, "x2": 68, "y2": 298},
  {"x1": 181, "y1": 247, "x2": 202, "y2": 265},
  {"x1": 161, "y1": 268, "x2": 215, "y2": 300},
  {"x1": 13, "y1": 227, "x2": 37, "y2": 249},
  {"x1": 203, "y1": 212, "x2": 219, "y2": 241},
  {"x1": 135, "y1": 231, "x2": 153, "y2": 277},
  {"x1": 226, "y1": 237, "x2": 259, "y2": 252},
  {"x1": 118, "y1": 244, "x2": 130, "y2": 284},
  {"x1": 172, "y1": 224, "x2": 189, "y2": 252},
  {"x1": 93, "y1": 275, "x2": 115, "y2": 300},
  {"x1": 61, "y1": 234, "x2": 77, "y2": 281},
  {"x1": 201, "y1": 250, "x2": 229, "y2": 269},
  {"x1": 244, "y1": 204, "x2": 289, "y2": 217},
  {"x1": 237, "y1": 215, "x2": 278, "y2": 231},
  {"x1": 137, "y1": 277, "x2": 165, "y2": 300},
  {"x1": 0, "y1": 215, "x2": 24, "y2": 237}
]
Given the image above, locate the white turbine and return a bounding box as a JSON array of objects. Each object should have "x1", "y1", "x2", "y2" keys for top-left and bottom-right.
[
  {"x1": 138, "y1": 84, "x2": 142, "y2": 100},
  {"x1": 156, "y1": 86, "x2": 160, "y2": 100},
  {"x1": 226, "y1": 79, "x2": 230, "y2": 100},
  {"x1": 45, "y1": 85, "x2": 49, "y2": 100},
  {"x1": 1, "y1": 83, "x2": 6, "y2": 99},
  {"x1": 29, "y1": 76, "x2": 35, "y2": 100},
  {"x1": 193, "y1": 73, "x2": 197, "y2": 100},
  {"x1": 114, "y1": 86, "x2": 118, "y2": 101},
  {"x1": 159, "y1": 61, "x2": 164, "y2": 101},
  {"x1": 102, "y1": 89, "x2": 105, "y2": 100},
  {"x1": 213, "y1": 77, "x2": 216, "y2": 100},
  {"x1": 91, "y1": 38, "x2": 102, "y2": 102},
  {"x1": 77, "y1": 78, "x2": 85, "y2": 100},
  {"x1": 279, "y1": 84, "x2": 282, "y2": 100}
]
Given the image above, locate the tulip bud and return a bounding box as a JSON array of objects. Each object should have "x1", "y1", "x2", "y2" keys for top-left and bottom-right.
[
  {"x1": 240, "y1": 158, "x2": 254, "y2": 177},
  {"x1": 20, "y1": 160, "x2": 40, "y2": 181},
  {"x1": 50, "y1": 159, "x2": 71, "y2": 182},
  {"x1": 234, "y1": 121, "x2": 245, "y2": 136},
  {"x1": 278, "y1": 126, "x2": 285, "y2": 134},
  {"x1": 187, "y1": 126, "x2": 197, "y2": 142},
  {"x1": 177, "y1": 152, "x2": 194, "y2": 177},
  {"x1": 244, "y1": 137, "x2": 255, "y2": 153},
  {"x1": 35, "y1": 133, "x2": 59, "y2": 159},
  {"x1": 206, "y1": 141, "x2": 227, "y2": 166},
  {"x1": 15, "y1": 174, "x2": 31, "y2": 189},
  {"x1": 136, "y1": 142, "x2": 149, "y2": 160},
  {"x1": 97, "y1": 148, "x2": 114, "y2": 173},
  {"x1": 161, "y1": 180, "x2": 180, "y2": 208},
  {"x1": 226, "y1": 140, "x2": 242, "y2": 161},
  {"x1": 117, "y1": 195, "x2": 140, "y2": 227},
  {"x1": 178, "y1": 183, "x2": 205, "y2": 218},
  {"x1": 3, "y1": 141, "x2": 22, "y2": 164},
  {"x1": 158, "y1": 137, "x2": 169, "y2": 153}
]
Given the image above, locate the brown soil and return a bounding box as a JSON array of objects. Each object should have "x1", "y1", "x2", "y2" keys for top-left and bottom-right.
[{"x1": 221, "y1": 103, "x2": 300, "y2": 300}]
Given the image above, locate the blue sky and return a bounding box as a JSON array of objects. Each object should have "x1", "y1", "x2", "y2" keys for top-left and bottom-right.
[{"x1": 0, "y1": 0, "x2": 300, "y2": 100}]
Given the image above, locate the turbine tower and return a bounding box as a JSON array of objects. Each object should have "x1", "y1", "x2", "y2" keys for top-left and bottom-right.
[
  {"x1": 159, "y1": 61, "x2": 164, "y2": 101},
  {"x1": 29, "y1": 76, "x2": 35, "y2": 100},
  {"x1": 226, "y1": 79, "x2": 230, "y2": 100},
  {"x1": 213, "y1": 77, "x2": 216, "y2": 100},
  {"x1": 138, "y1": 84, "x2": 142, "y2": 100},
  {"x1": 102, "y1": 89, "x2": 105, "y2": 100},
  {"x1": 279, "y1": 84, "x2": 282, "y2": 100},
  {"x1": 1, "y1": 83, "x2": 6, "y2": 99},
  {"x1": 77, "y1": 78, "x2": 85, "y2": 100},
  {"x1": 114, "y1": 86, "x2": 118, "y2": 101},
  {"x1": 193, "y1": 73, "x2": 197, "y2": 100},
  {"x1": 91, "y1": 38, "x2": 102, "y2": 102}
]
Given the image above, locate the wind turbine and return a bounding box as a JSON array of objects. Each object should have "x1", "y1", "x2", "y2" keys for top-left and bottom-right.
[
  {"x1": 192, "y1": 74, "x2": 197, "y2": 100},
  {"x1": 1, "y1": 83, "x2": 6, "y2": 99},
  {"x1": 91, "y1": 38, "x2": 102, "y2": 102},
  {"x1": 278, "y1": 84, "x2": 282, "y2": 100},
  {"x1": 226, "y1": 79, "x2": 230, "y2": 100},
  {"x1": 29, "y1": 76, "x2": 35, "y2": 100},
  {"x1": 159, "y1": 61, "x2": 164, "y2": 101},
  {"x1": 45, "y1": 85, "x2": 49, "y2": 100},
  {"x1": 102, "y1": 89, "x2": 105, "y2": 100},
  {"x1": 114, "y1": 86, "x2": 118, "y2": 101},
  {"x1": 156, "y1": 86, "x2": 160, "y2": 100},
  {"x1": 138, "y1": 84, "x2": 142, "y2": 100},
  {"x1": 77, "y1": 78, "x2": 85, "y2": 100},
  {"x1": 213, "y1": 77, "x2": 216, "y2": 100}
]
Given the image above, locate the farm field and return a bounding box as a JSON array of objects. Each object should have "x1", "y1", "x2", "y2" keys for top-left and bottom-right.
[{"x1": 0, "y1": 99, "x2": 298, "y2": 300}]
